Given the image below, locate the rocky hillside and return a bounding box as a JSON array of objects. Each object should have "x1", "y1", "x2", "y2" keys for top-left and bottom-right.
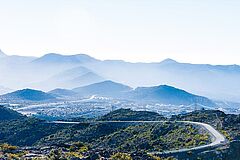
[{"x1": 171, "y1": 109, "x2": 240, "y2": 141}]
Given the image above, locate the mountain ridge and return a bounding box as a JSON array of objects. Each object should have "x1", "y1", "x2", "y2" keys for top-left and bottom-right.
[
  {"x1": 0, "y1": 89, "x2": 56, "y2": 101},
  {"x1": 1, "y1": 51, "x2": 240, "y2": 65},
  {"x1": 32, "y1": 53, "x2": 99, "y2": 65},
  {"x1": 1, "y1": 52, "x2": 240, "y2": 101},
  {"x1": 71, "y1": 81, "x2": 215, "y2": 106}
]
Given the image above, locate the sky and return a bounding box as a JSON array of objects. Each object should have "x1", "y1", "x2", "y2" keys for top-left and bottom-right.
[{"x1": 0, "y1": 0, "x2": 240, "y2": 64}]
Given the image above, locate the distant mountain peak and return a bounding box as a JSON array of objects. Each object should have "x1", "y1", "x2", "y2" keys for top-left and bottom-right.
[
  {"x1": 160, "y1": 58, "x2": 178, "y2": 64},
  {"x1": 32, "y1": 53, "x2": 99, "y2": 64},
  {"x1": 73, "y1": 80, "x2": 132, "y2": 97},
  {"x1": 0, "y1": 49, "x2": 7, "y2": 57},
  {"x1": 133, "y1": 84, "x2": 215, "y2": 106},
  {"x1": 135, "y1": 84, "x2": 181, "y2": 92},
  {"x1": 43, "y1": 53, "x2": 94, "y2": 59},
  {"x1": 74, "y1": 53, "x2": 96, "y2": 59},
  {"x1": 90, "y1": 80, "x2": 132, "y2": 89},
  {"x1": 82, "y1": 80, "x2": 132, "y2": 89},
  {"x1": 155, "y1": 84, "x2": 179, "y2": 90}
]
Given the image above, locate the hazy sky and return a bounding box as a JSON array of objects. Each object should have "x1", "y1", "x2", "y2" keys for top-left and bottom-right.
[{"x1": 0, "y1": 0, "x2": 240, "y2": 64}]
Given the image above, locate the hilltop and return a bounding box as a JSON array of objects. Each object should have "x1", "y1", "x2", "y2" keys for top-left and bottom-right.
[
  {"x1": 127, "y1": 85, "x2": 215, "y2": 106},
  {"x1": 0, "y1": 89, "x2": 56, "y2": 102},
  {"x1": 73, "y1": 80, "x2": 132, "y2": 97},
  {"x1": 99, "y1": 108, "x2": 166, "y2": 121}
]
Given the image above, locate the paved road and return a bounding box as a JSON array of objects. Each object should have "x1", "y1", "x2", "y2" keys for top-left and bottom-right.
[
  {"x1": 50, "y1": 120, "x2": 227, "y2": 155},
  {"x1": 149, "y1": 121, "x2": 227, "y2": 155}
]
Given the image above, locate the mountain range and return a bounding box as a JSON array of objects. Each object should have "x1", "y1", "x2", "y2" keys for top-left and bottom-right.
[
  {"x1": 1, "y1": 50, "x2": 240, "y2": 102},
  {"x1": 0, "y1": 81, "x2": 215, "y2": 107}
]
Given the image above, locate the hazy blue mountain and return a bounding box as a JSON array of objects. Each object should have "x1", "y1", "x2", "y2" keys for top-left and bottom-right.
[
  {"x1": 127, "y1": 85, "x2": 216, "y2": 106},
  {"x1": 0, "y1": 51, "x2": 37, "y2": 90},
  {"x1": 52, "y1": 66, "x2": 104, "y2": 85},
  {"x1": 0, "y1": 89, "x2": 56, "y2": 101},
  {"x1": 0, "y1": 105, "x2": 24, "y2": 120},
  {"x1": 69, "y1": 72, "x2": 105, "y2": 87},
  {"x1": 158, "y1": 58, "x2": 178, "y2": 65},
  {"x1": 0, "y1": 49, "x2": 35, "y2": 65},
  {"x1": 32, "y1": 53, "x2": 99, "y2": 65},
  {"x1": 155, "y1": 60, "x2": 240, "y2": 101},
  {"x1": 33, "y1": 66, "x2": 105, "y2": 90},
  {"x1": 83, "y1": 58, "x2": 240, "y2": 102},
  {"x1": 0, "y1": 55, "x2": 36, "y2": 64},
  {"x1": 48, "y1": 88, "x2": 77, "y2": 97},
  {"x1": 1, "y1": 52, "x2": 240, "y2": 102},
  {"x1": 51, "y1": 66, "x2": 92, "y2": 80},
  {"x1": 25, "y1": 54, "x2": 102, "y2": 90},
  {"x1": 73, "y1": 80, "x2": 132, "y2": 97}
]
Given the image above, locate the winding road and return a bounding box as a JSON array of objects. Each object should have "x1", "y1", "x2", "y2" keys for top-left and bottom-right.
[
  {"x1": 149, "y1": 121, "x2": 227, "y2": 155},
  {"x1": 50, "y1": 120, "x2": 228, "y2": 155}
]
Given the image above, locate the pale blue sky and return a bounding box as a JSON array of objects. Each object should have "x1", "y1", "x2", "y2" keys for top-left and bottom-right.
[{"x1": 0, "y1": 0, "x2": 240, "y2": 64}]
